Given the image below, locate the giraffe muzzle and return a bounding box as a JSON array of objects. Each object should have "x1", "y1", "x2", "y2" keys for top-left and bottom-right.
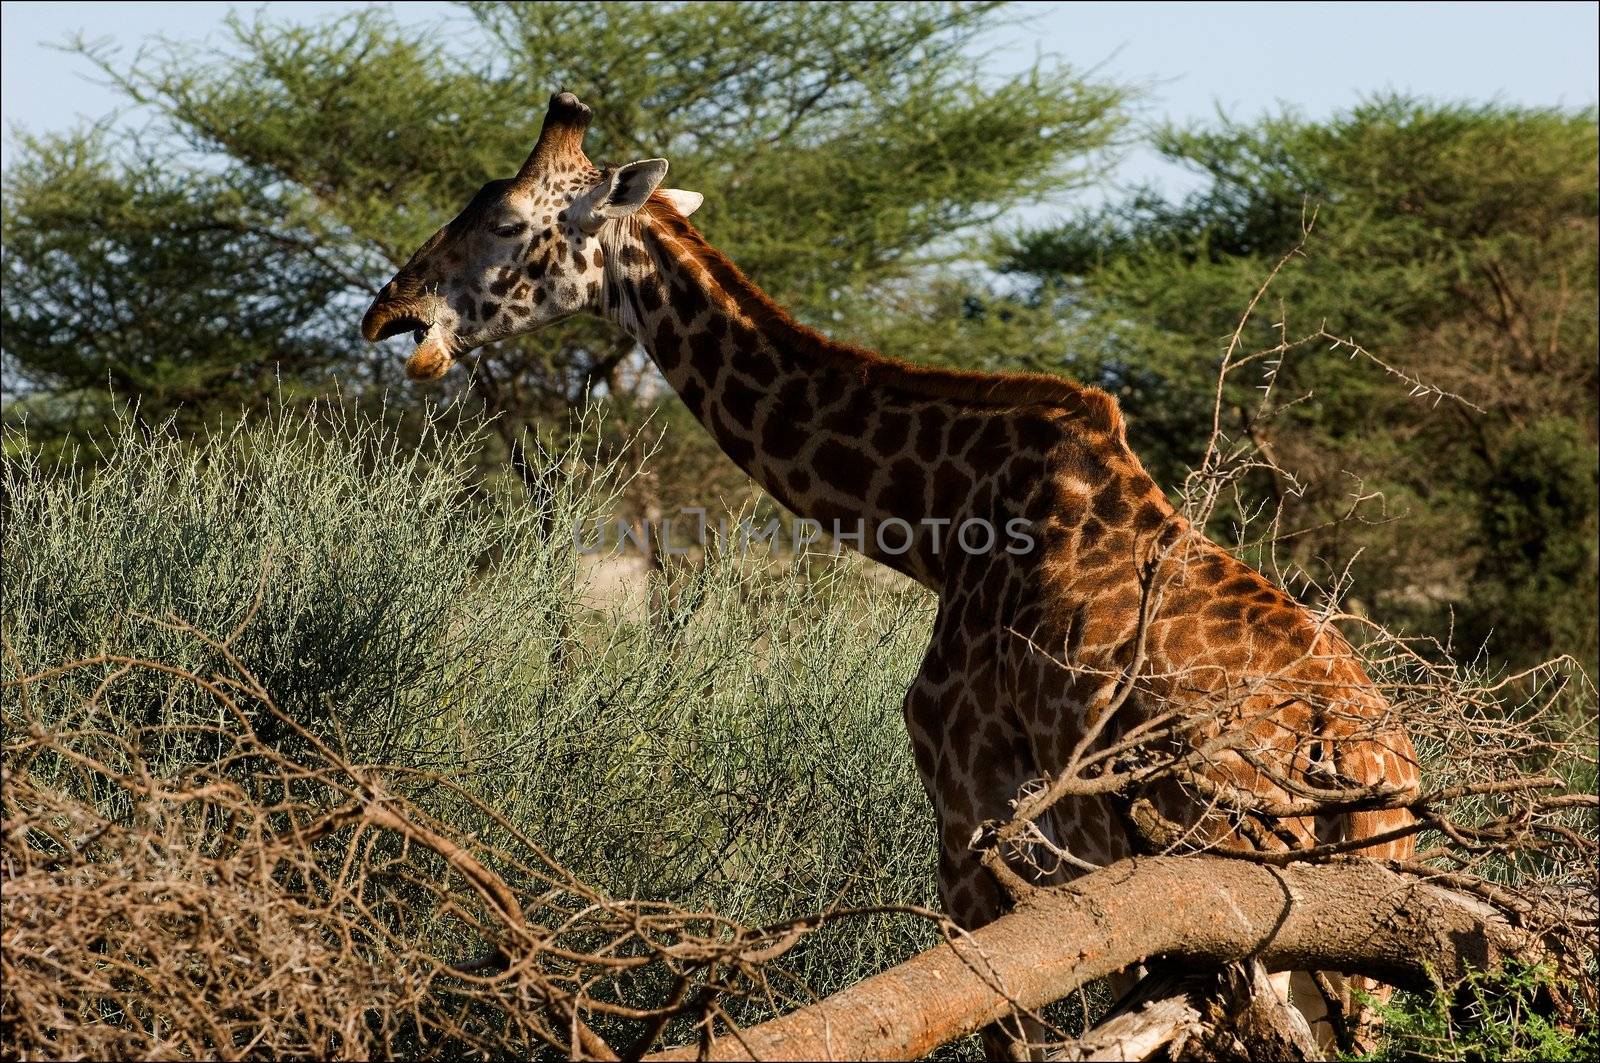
[
  {"x1": 404, "y1": 324, "x2": 456, "y2": 381},
  {"x1": 360, "y1": 299, "x2": 458, "y2": 380}
]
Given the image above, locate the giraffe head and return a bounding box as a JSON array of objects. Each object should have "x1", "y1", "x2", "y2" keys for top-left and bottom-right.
[{"x1": 361, "y1": 91, "x2": 702, "y2": 380}]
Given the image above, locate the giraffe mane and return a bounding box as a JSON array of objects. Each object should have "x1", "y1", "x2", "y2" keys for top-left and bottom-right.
[{"x1": 642, "y1": 193, "x2": 1125, "y2": 436}]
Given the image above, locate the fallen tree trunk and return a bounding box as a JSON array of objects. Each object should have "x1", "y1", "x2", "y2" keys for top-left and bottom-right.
[{"x1": 647, "y1": 855, "x2": 1547, "y2": 1062}]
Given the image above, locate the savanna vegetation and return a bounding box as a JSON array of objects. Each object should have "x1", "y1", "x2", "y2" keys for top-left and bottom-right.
[
  {"x1": 994, "y1": 98, "x2": 1599, "y2": 676},
  {"x1": 0, "y1": 409, "x2": 952, "y2": 1056},
  {"x1": 2, "y1": 2, "x2": 1596, "y2": 1058}
]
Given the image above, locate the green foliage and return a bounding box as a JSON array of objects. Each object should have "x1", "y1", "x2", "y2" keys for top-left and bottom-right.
[
  {"x1": 0, "y1": 133, "x2": 357, "y2": 443},
  {"x1": 1364, "y1": 963, "x2": 1599, "y2": 1062},
  {"x1": 2, "y1": 405, "x2": 585, "y2": 757},
  {"x1": 1, "y1": 2, "x2": 1126, "y2": 450},
  {"x1": 0, "y1": 405, "x2": 953, "y2": 1031},
  {"x1": 1465, "y1": 417, "x2": 1600, "y2": 671},
  {"x1": 1002, "y1": 96, "x2": 1600, "y2": 674}
]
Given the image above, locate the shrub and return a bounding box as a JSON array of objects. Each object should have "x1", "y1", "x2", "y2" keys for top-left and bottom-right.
[
  {"x1": 1, "y1": 404, "x2": 950, "y2": 1054},
  {"x1": 1364, "y1": 963, "x2": 1599, "y2": 1062}
]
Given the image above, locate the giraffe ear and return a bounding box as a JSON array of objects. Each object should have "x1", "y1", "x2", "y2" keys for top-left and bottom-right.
[
  {"x1": 577, "y1": 158, "x2": 668, "y2": 231},
  {"x1": 658, "y1": 188, "x2": 703, "y2": 217}
]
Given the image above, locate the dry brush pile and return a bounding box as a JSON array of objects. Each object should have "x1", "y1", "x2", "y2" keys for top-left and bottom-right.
[{"x1": 4, "y1": 619, "x2": 925, "y2": 1059}]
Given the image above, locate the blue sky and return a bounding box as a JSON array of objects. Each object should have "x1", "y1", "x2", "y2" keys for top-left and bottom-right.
[{"x1": 3, "y1": 0, "x2": 1597, "y2": 198}]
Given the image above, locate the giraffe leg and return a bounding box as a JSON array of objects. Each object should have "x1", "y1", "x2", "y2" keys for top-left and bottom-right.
[
  {"x1": 1290, "y1": 970, "x2": 1392, "y2": 1056},
  {"x1": 1289, "y1": 778, "x2": 1416, "y2": 1053},
  {"x1": 905, "y1": 663, "x2": 1051, "y2": 1061},
  {"x1": 1289, "y1": 970, "x2": 1334, "y2": 1051},
  {"x1": 937, "y1": 845, "x2": 1047, "y2": 1060}
]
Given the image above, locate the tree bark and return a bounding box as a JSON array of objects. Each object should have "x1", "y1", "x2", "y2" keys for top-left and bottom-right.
[{"x1": 646, "y1": 855, "x2": 1543, "y2": 1062}]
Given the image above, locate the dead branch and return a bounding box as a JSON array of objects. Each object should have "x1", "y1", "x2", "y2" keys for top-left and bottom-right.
[{"x1": 645, "y1": 855, "x2": 1570, "y2": 1061}]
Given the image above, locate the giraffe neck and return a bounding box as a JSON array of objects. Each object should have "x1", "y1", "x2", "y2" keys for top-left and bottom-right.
[{"x1": 596, "y1": 203, "x2": 963, "y2": 585}]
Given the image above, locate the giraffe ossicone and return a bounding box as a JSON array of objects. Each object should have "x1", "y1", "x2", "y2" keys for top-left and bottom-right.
[{"x1": 364, "y1": 91, "x2": 1422, "y2": 1055}]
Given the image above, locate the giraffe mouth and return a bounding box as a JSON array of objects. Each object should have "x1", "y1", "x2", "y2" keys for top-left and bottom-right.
[
  {"x1": 405, "y1": 323, "x2": 456, "y2": 382},
  {"x1": 361, "y1": 296, "x2": 457, "y2": 380}
]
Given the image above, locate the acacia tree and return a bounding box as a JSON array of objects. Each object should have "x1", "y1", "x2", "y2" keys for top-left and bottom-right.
[
  {"x1": 0, "y1": 133, "x2": 361, "y2": 439},
  {"x1": 3, "y1": 1, "x2": 1127, "y2": 495},
  {"x1": 998, "y1": 97, "x2": 1600, "y2": 674}
]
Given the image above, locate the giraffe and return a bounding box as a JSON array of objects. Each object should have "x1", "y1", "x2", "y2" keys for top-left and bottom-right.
[{"x1": 363, "y1": 92, "x2": 1422, "y2": 1056}]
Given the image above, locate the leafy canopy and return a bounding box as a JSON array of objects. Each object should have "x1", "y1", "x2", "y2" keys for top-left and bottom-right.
[
  {"x1": 1002, "y1": 96, "x2": 1599, "y2": 672},
  {"x1": 2, "y1": 1, "x2": 1128, "y2": 445}
]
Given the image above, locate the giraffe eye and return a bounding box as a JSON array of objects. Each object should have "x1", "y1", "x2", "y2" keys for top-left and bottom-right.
[{"x1": 493, "y1": 222, "x2": 527, "y2": 238}]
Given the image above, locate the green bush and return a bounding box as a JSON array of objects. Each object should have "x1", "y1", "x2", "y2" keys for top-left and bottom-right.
[
  {"x1": 0, "y1": 404, "x2": 945, "y2": 1015},
  {"x1": 1364, "y1": 963, "x2": 1599, "y2": 1062}
]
